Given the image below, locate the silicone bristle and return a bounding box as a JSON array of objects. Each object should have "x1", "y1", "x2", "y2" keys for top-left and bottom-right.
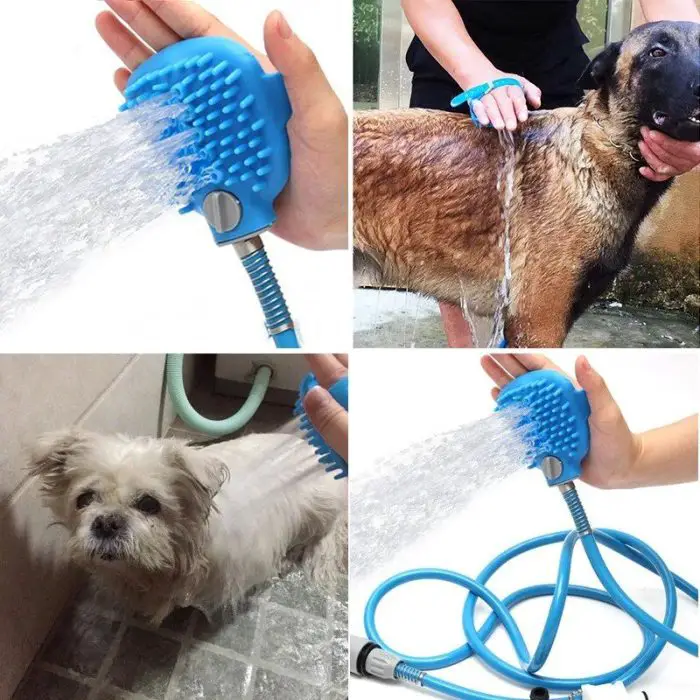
[
  {"x1": 294, "y1": 397, "x2": 348, "y2": 480},
  {"x1": 122, "y1": 48, "x2": 283, "y2": 206}
]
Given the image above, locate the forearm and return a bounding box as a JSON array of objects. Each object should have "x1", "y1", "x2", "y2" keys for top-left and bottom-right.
[
  {"x1": 630, "y1": 415, "x2": 698, "y2": 487},
  {"x1": 401, "y1": 0, "x2": 494, "y2": 88},
  {"x1": 638, "y1": 0, "x2": 700, "y2": 22}
]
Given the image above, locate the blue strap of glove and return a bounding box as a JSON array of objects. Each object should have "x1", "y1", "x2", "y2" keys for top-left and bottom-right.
[{"x1": 451, "y1": 78, "x2": 523, "y2": 126}]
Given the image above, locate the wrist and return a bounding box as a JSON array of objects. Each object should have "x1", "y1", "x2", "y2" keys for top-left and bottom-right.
[{"x1": 452, "y1": 58, "x2": 497, "y2": 91}]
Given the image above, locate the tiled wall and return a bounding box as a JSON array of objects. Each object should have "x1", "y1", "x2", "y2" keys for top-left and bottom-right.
[{"x1": 0, "y1": 355, "x2": 192, "y2": 700}]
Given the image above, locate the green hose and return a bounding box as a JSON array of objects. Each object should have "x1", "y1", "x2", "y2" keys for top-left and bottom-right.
[{"x1": 165, "y1": 354, "x2": 272, "y2": 437}]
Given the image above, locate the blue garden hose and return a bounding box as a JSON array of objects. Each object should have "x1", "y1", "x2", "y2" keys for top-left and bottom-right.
[
  {"x1": 165, "y1": 353, "x2": 272, "y2": 437},
  {"x1": 354, "y1": 371, "x2": 697, "y2": 699}
]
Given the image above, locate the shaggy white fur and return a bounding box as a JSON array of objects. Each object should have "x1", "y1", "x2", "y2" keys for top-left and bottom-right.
[{"x1": 28, "y1": 426, "x2": 347, "y2": 624}]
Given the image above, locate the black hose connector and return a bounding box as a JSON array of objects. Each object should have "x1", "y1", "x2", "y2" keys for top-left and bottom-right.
[
  {"x1": 355, "y1": 640, "x2": 381, "y2": 677},
  {"x1": 530, "y1": 689, "x2": 549, "y2": 700}
]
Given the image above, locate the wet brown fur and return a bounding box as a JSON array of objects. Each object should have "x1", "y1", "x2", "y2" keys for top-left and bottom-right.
[{"x1": 354, "y1": 23, "x2": 698, "y2": 347}]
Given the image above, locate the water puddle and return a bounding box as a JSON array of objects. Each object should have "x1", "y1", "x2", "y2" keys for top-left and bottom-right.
[
  {"x1": 354, "y1": 291, "x2": 698, "y2": 348},
  {"x1": 0, "y1": 101, "x2": 203, "y2": 325}
]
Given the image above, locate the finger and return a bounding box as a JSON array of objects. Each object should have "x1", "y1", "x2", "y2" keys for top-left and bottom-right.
[
  {"x1": 303, "y1": 387, "x2": 348, "y2": 461},
  {"x1": 638, "y1": 141, "x2": 675, "y2": 177},
  {"x1": 481, "y1": 94, "x2": 505, "y2": 129},
  {"x1": 492, "y1": 88, "x2": 518, "y2": 131},
  {"x1": 264, "y1": 11, "x2": 340, "y2": 121},
  {"x1": 491, "y1": 387, "x2": 501, "y2": 401},
  {"x1": 520, "y1": 78, "x2": 542, "y2": 109},
  {"x1": 639, "y1": 165, "x2": 671, "y2": 182},
  {"x1": 480, "y1": 355, "x2": 513, "y2": 388},
  {"x1": 470, "y1": 99, "x2": 490, "y2": 126},
  {"x1": 488, "y1": 353, "x2": 531, "y2": 380},
  {"x1": 644, "y1": 128, "x2": 700, "y2": 161},
  {"x1": 104, "y1": 0, "x2": 180, "y2": 51},
  {"x1": 115, "y1": 67, "x2": 131, "y2": 93},
  {"x1": 574, "y1": 356, "x2": 617, "y2": 419},
  {"x1": 334, "y1": 354, "x2": 349, "y2": 369},
  {"x1": 305, "y1": 354, "x2": 347, "y2": 389},
  {"x1": 96, "y1": 11, "x2": 153, "y2": 71},
  {"x1": 642, "y1": 133, "x2": 696, "y2": 171},
  {"x1": 508, "y1": 86, "x2": 528, "y2": 122},
  {"x1": 142, "y1": 0, "x2": 274, "y2": 70}
]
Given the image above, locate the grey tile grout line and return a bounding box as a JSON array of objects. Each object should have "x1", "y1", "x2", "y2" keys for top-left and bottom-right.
[
  {"x1": 37, "y1": 662, "x2": 95, "y2": 688},
  {"x1": 86, "y1": 619, "x2": 129, "y2": 700},
  {"x1": 163, "y1": 612, "x2": 198, "y2": 700}
]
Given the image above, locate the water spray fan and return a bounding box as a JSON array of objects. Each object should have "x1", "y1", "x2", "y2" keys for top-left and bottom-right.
[
  {"x1": 295, "y1": 372, "x2": 348, "y2": 480},
  {"x1": 121, "y1": 37, "x2": 298, "y2": 348},
  {"x1": 354, "y1": 370, "x2": 697, "y2": 700}
]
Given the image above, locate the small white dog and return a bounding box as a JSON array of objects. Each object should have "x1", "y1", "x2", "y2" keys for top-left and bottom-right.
[{"x1": 28, "y1": 426, "x2": 347, "y2": 624}]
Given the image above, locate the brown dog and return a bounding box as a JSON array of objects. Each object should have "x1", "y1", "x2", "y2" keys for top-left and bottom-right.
[{"x1": 354, "y1": 21, "x2": 700, "y2": 347}]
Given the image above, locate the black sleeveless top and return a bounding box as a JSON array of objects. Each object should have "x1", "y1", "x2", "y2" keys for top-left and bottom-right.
[{"x1": 407, "y1": 0, "x2": 590, "y2": 111}]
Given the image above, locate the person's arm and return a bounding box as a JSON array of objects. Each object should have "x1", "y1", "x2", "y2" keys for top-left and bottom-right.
[
  {"x1": 632, "y1": 416, "x2": 698, "y2": 487},
  {"x1": 638, "y1": 0, "x2": 700, "y2": 22},
  {"x1": 401, "y1": 0, "x2": 541, "y2": 130}
]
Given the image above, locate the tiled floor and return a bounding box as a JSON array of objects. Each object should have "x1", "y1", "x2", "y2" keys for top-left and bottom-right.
[{"x1": 14, "y1": 383, "x2": 348, "y2": 700}]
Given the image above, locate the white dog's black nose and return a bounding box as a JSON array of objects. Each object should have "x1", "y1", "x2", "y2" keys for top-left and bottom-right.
[{"x1": 92, "y1": 513, "x2": 126, "y2": 539}]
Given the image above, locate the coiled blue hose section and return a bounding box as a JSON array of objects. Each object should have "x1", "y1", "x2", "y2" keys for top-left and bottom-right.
[
  {"x1": 239, "y1": 247, "x2": 299, "y2": 348},
  {"x1": 365, "y1": 486, "x2": 697, "y2": 700}
]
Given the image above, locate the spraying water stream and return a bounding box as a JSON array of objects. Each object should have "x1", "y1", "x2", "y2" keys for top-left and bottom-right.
[
  {"x1": 350, "y1": 406, "x2": 532, "y2": 581},
  {"x1": 487, "y1": 128, "x2": 516, "y2": 347},
  {"x1": 0, "y1": 101, "x2": 205, "y2": 325}
]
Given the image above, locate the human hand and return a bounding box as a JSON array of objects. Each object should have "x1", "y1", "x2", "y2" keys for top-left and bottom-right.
[
  {"x1": 638, "y1": 126, "x2": 700, "y2": 182},
  {"x1": 481, "y1": 353, "x2": 642, "y2": 489},
  {"x1": 96, "y1": 0, "x2": 348, "y2": 250},
  {"x1": 463, "y1": 67, "x2": 542, "y2": 131},
  {"x1": 303, "y1": 354, "x2": 348, "y2": 462}
]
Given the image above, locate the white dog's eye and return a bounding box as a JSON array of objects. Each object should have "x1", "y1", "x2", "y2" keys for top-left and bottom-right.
[
  {"x1": 649, "y1": 46, "x2": 667, "y2": 58},
  {"x1": 135, "y1": 494, "x2": 161, "y2": 515},
  {"x1": 76, "y1": 490, "x2": 96, "y2": 509}
]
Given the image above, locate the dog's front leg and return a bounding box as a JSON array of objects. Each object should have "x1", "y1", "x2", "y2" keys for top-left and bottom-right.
[{"x1": 505, "y1": 276, "x2": 576, "y2": 348}]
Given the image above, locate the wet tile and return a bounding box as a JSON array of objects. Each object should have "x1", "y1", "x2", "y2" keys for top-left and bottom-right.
[
  {"x1": 268, "y1": 571, "x2": 329, "y2": 618},
  {"x1": 170, "y1": 647, "x2": 251, "y2": 700},
  {"x1": 107, "y1": 627, "x2": 180, "y2": 698},
  {"x1": 192, "y1": 601, "x2": 259, "y2": 656},
  {"x1": 41, "y1": 608, "x2": 120, "y2": 677},
  {"x1": 13, "y1": 668, "x2": 90, "y2": 700},
  {"x1": 330, "y1": 630, "x2": 348, "y2": 686},
  {"x1": 160, "y1": 607, "x2": 193, "y2": 634},
  {"x1": 252, "y1": 668, "x2": 323, "y2": 700},
  {"x1": 259, "y1": 606, "x2": 332, "y2": 685}
]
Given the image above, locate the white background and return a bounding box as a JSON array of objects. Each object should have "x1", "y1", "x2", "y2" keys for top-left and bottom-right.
[
  {"x1": 0, "y1": 0, "x2": 351, "y2": 351},
  {"x1": 350, "y1": 350, "x2": 699, "y2": 699}
]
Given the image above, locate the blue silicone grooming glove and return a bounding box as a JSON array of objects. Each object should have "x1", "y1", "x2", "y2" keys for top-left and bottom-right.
[
  {"x1": 495, "y1": 369, "x2": 591, "y2": 486},
  {"x1": 451, "y1": 78, "x2": 523, "y2": 126}
]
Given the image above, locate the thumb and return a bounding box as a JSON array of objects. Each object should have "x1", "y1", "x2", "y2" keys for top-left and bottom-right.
[
  {"x1": 263, "y1": 11, "x2": 336, "y2": 120},
  {"x1": 574, "y1": 356, "x2": 617, "y2": 420},
  {"x1": 303, "y1": 386, "x2": 349, "y2": 462}
]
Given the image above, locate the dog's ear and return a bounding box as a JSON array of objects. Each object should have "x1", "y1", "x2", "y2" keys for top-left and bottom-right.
[
  {"x1": 28, "y1": 428, "x2": 86, "y2": 496},
  {"x1": 579, "y1": 41, "x2": 622, "y2": 89},
  {"x1": 166, "y1": 444, "x2": 229, "y2": 524}
]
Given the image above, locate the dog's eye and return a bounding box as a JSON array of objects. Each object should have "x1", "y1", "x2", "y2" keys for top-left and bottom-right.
[
  {"x1": 76, "y1": 491, "x2": 96, "y2": 510},
  {"x1": 135, "y1": 495, "x2": 161, "y2": 515},
  {"x1": 649, "y1": 47, "x2": 667, "y2": 58}
]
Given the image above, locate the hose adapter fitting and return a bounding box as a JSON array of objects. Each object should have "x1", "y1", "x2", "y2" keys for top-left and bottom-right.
[{"x1": 496, "y1": 369, "x2": 591, "y2": 486}]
